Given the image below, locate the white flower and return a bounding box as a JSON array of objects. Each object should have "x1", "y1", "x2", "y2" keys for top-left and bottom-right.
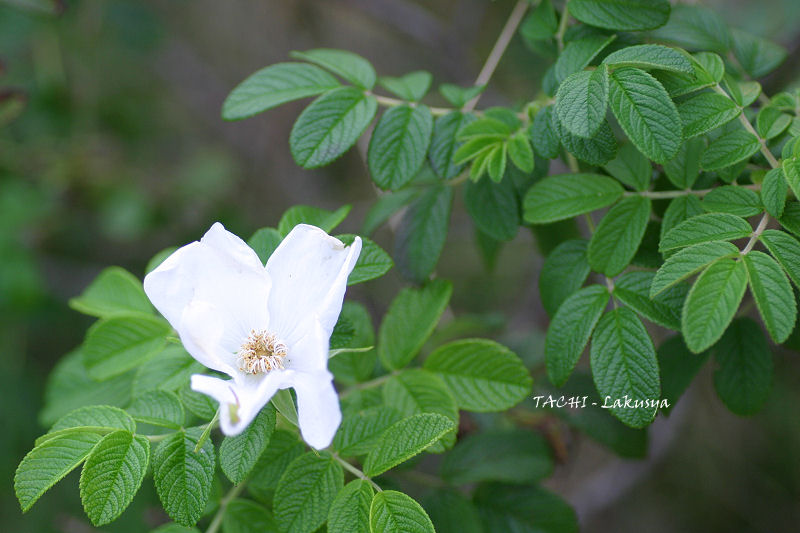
[{"x1": 143, "y1": 222, "x2": 361, "y2": 449}]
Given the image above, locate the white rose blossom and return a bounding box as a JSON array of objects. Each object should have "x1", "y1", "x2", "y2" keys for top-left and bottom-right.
[{"x1": 143, "y1": 222, "x2": 361, "y2": 449}]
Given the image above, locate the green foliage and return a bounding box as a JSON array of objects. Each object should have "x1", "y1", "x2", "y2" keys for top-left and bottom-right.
[
  {"x1": 659, "y1": 213, "x2": 752, "y2": 252},
  {"x1": 220, "y1": 406, "x2": 276, "y2": 484},
  {"x1": 370, "y1": 490, "x2": 435, "y2": 533},
  {"x1": 613, "y1": 271, "x2": 687, "y2": 330},
  {"x1": 602, "y1": 44, "x2": 692, "y2": 73},
  {"x1": 743, "y1": 251, "x2": 797, "y2": 344},
  {"x1": 539, "y1": 239, "x2": 591, "y2": 316},
  {"x1": 760, "y1": 229, "x2": 800, "y2": 287},
  {"x1": 713, "y1": 318, "x2": 773, "y2": 415},
  {"x1": 69, "y1": 267, "x2": 152, "y2": 318},
  {"x1": 700, "y1": 129, "x2": 760, "y2": 171},
  {"x1": 368, "y1": 105, "x2": 433, "y2": 190},
  {"x1": 379, "y1": 71, "x2": 433, "y2": 102},
  {"x1": 568, "y1": 0, "x2": 670, "y2": 31},
  {"x1": 602, "y1": 143, "x2": 651, "y2": 191},
  {"x1": 555, "y1": 67, "x2": 608, "y2": 138},
  {"x1": 678, "y1": 93, "x2": 740, "y2": 139},
  {"x1": 523, "y1": 174, "x2": 623, "y2": 224},
  {"x1": 587, "y1": 196, "x2": 651, "y2": 276},
  {"x1": 222, "y1": 499, "x2": 279, "y2": 533},
  {"x1": 82, "y1": 315, "x2": 171, "y2": 380},
  {"x1": 274, "y1": 452, "x2": 343, "y2": 533},
  {"x1": 327, "y1": 480, "x2": 373, "y2": 533},
  {"x1": 463, "y1": 173, "x2": 520, "y2": 241},
  {"x1": 651, "y1": 241, "x2": 739, "y2": 297},
  {"x1": 394, "y1": 184, "x2": 453, "y2": 282},
  {"x1": 290, "y1": 48, "x2": 376, "y2": 90},
  {"x1": 277, "y1": 204, "x2": 351, "y2": 236},
  {"x1": 127, "y1": 390, "x2": 185, "y2": 429},
  {"x1": 363, "y1": 413, "x2": 455, "y2": 476},
  {"x1": 702, "y1": 186, "x2": 762, "y2": 217}
]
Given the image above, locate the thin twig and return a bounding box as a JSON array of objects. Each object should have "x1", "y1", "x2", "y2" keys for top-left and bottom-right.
[
  {"x1": 333, "y1": 453, "x2": 383, "y2": 492},
  {"x1": 741, "y1": 212, "x2": 770, "y2": 255}
]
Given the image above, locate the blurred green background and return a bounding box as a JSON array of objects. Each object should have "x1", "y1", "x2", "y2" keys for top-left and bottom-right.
[{"x1": 2, "y1": 0, "x2": 800, "y2": 531}]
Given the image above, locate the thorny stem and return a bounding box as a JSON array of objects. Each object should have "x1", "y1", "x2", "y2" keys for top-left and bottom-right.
[
  {"x1": 205, "y1": 482, "x2": 246, "y2": 533},
  {"x1": 333, "y1": 453, "x2": 383, "y2": 492}
]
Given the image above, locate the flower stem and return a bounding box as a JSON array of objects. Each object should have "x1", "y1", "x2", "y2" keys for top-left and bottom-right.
[
  {"x1": 194, "y1": 409, "x2": 220, "y2": 454},
  {"x1": 333, "y1": 453, "x2": 382, "y2": 492},
  {"x1": 205, "y1": 482, "x2": 246, "y2": 533}
]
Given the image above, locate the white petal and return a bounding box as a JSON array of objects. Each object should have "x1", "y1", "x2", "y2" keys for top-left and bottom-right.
[
  {"x1": 265, "y1": 224, "x2": 361, "y2": 346},
  {"x1": 291, "y1": 370, "x2": 342, "y2": 449},
  {"x1": 191, "y1": 371, "x2": 286, "y2": 436},
  {"x1": 144, "y1": 222, "x2": 271, "y2": 372}
]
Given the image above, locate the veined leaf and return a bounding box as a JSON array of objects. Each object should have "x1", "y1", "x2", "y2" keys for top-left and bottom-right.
[
  {"x1": 220, "y1": 406, "x2": 276, "y2": 484},
  {"x1": 702, "y1": 185, "x2": 762, "y2": 217},
  {"x1": 650, "y1": 4, "x2": 730, "y2": 53},
  {"x1": 743, "y1": 251, "x2": 797, "y2": 344},
  {"x1": 678, "y1": 93, "x2": 740, "y2": 139},
  {"x1": 588, "y1": 196, "x2": 651, "y2": 276},
  {"x1": 782, "y1": 157, "x2": 800, "y2": 201},
  {"x1": 439, "y1": 84, "x2": 484, "y2": 108},
  {"x1": 248, "y1": 430, "x2": 305, "y2": 494},
  {"x1": 529, "y1": 105, "x2": 559, "y2": 159},
  {"x1": 368, "y1": 105, "x2": 434, "y2": 190},
  {"x1": 659, "y1": 213, "x2": 751, "y2": 252},
  {"x1": 554, "y1": 34, "x2": 616, "y2": 82},
  {"x1": 278, "y1": 204, "x2": 351, "y2": 236},
  {"x1": 429, "y1": 112, "x2": 475, "y2": 179},
  {"x1": 539, "y1": 239, "x2": 591, "y2": 316},
  {"x1": 602, "y1": 44, "x2": 692, "y2": 73},
  {"x1": 757, "y1": 107, "x2": 791, "y2": 140},
  {"x1": 760, "y1": 229, "x2": 800, "y2": 287},
  {"x1": 463, "y1": 173, "x2": 520, "y2": 241},
  {"x1": 290, "y1": 48, "x2": 376, "y2": 90},
  {"x1": 369, "y1": 490, "x2": 435, "y2": 533},
  {"x1": 363, "y1": 413, "x2": 454, "y2": 476},
  {"x1": 328, "y1": 480, "x2": 373, "y2": 533},
  {"x1": 614, "y1": 271, "x2": 687, "y2": 330},
  {"x1": 378, "y1": 71, "x2": 432, "y2": 101},
  {"x1": 554, "y1": 115, "x2": 618, "y2": 165},
  {"x1": 332, "y1": 406, "x2": 401, "y2": 457},
  {"x1": 83, "y1": 314, "x2": 171, "y2": 380},
  {"x1": 248, "y1": 227, "x2": 282, "y2": 264},
  {"x1": 568, "y1": 0, "x2": 670, "y2": 31},
  {"x1": 660, "y1": 195, "x2": 704, "y2": 245},
  {"x1": 69, "y1": 267, "x2": 152, "y2": 318},
  {"x1": 275, "y1": 452, "x2": 343, "y2": 533},
  {"x1": 731, "y1": 28, "x2": 787, "y2": 78},
  {"x1": 663, "y1": 137, "x2": 704, "y2": 189},
  {"x1": 555, "y1": 66, "x2": 609, "y2": 138},
  {"x1": 222, "y1": 499, "x2": 279, "y2": 533},
  {"x1": 133, "y1": 345, "x2": 202, "y2": 397},
  {"x1": 700, "y1": 129, "x2": 760, "y2": 171},
  {"x1": 651, "y1": 241, "x2": 739, "y2": 297},
  {"x1": 682, "y1": 258, "x2": 748, "y2": 353},
  {"x1": 474, "y1": 483, "x2": 578, "y2": 533},
  {"x1": 602, "y1": 143, "x2": 652, "y2": 191},
  {"x1": 657, "y1": 52, "x2": 724, "y2": 98},
  {"x1": 713, "y1": 318, "x2": 773, "y2": 415},
  {"x1": 523, "y1": 173, "x2": 623, "y2": 224},
  {"x1": 338, "y1": 235, "x2": 393, "y2": 285},
  {"x1": 394, "y1": 184, "x2": 452, "y2": 282},
  {"x1": 127, "y1": 390, "x2": 185, "y2": 429}
]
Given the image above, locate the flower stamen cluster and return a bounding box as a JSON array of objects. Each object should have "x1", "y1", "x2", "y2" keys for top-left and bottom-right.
[{"x1": 237, "y1": 330, "x2": 287, "y2": 374}]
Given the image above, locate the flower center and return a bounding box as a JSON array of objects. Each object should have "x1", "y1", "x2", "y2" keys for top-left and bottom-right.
[{"x1": 237, "y1": 330, "x2": 288, "y2": 375}]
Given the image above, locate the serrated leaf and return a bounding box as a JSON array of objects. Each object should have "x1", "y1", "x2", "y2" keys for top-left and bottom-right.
[
  {"x1": 656, "y1": 52, "x2": 723, "y2": 98},
  {"x1": 290, "y1": 49, "x2": 376, "y2": 90},
  {"x1": 337, "y1": 234, "x2": 393, "y2": 285},
  {"x1": 128, "y1": 390, "x2": 185, "y2": 429},
  {"x1": 423, "y1": 339, "x2": 532, "y2": 412},
  {"x1": 529, "y1": 105, "x2": 560, "y2": 159},
  {"x1": 783, "y1": 157, "x2": 800, "y2": 202},
  {"x1": 554, "y1": 113, "x2": 618, "y2": 165},
  {"x1": 430, "y1": 112, "x2": 475, "y2": 179},
  {"x1": 608, "y1": 67, "x2": 681, "y2": 164},
  {"x1": 613, "y1": 271, "x2": 687, "y2": 330},
  {"x1": 555, "y1": 66, "x2": 609, "y2": 138},
  {"x1": 780, "y1": 202, "x2": 800, "y2": 237},
  {"x1": 757, "y1": 107, "x2": 791, "y2": 140},
  {"x1": 660, "y1": 196, "x2": 704, "y2": 246},
  {"x1": 554, "y1": 34, "x2": 616, "y2": 82},
  {"x1": 274, "y1": 451, "x2": 343, "y2": 533},
  {"x1": 15, "y1": 430, "x2": 103, "y2": 512},
  {"x1": 651, "y1": 241, "x2": 739, "y2": 297},
  {"x1": 82, "y1": 314, "x2": 170, "y2": 381},
  {"x1": 220, "y1": 406, "x2": 276, "y2": 483},
  {"x1": 539, "y1": 239, "x2": 591, "y2": 316},
  {"x1": 277, "y1": 204, "x2": 351, "y2": 236},
  {"x1": 520, "y1": 0, "x2": 558, "y2": 41},
  {"x1": 651, "y1": 4, "x2": 730, "y2": 53},
  {"x1": 590, "y1": 308, "x2": 660, "y2": 428},
  {"x1": 179, "y1": 385, "x2": 218, "y2": 420},
  {"x1": 545, "y1": 285, "x2": 610, "y2": 387},
  {"x1": 463, "y1": 173, "x2": 520, "y2": 241},
  {"x1": 603, "y1": 44, "x2": 691, "y2": 73},
  {"x1": 523, "y1": 173, "x2": 623, "y2": 224},
  {"x1": 702, "y1": 185, "x2": 762, "y2": 217},
  {"x1": 368, "y1": 105, "x2": 434, "y2": 190},
  {"x1": 588, "y1": 196, "x2": 651, "y2": 276},
  {"x1": 378, "y1": 279, "x2": 451, "y2": 370},
  {"x1": 364, "y1": 413, "x2": 454, "y2": 477},
  {"x1": 48, "y1": 405, "x2": 135, "y2": 436},
  {"x1": 370, "y1": 490, "x2": 435, "y2": 533},
  {"x1": 332, "y1": 406, "x2": 402, "y2": 457},
  {"x1": 222, "y1": 63, "x2": 340, "y2": 120},
  {"x1": 743, "y1": 251, "x2": 797, "y2": 343},
  {"x1": 328, "y1": 301, "x2": 377, "y2": 384},
  {"x1": 438, "y1": 84, "x2": 484, "y2": 108},
  {"x1": 289, "y1": 87, "x2": 378, "y2": 168},
  {"x1": 153, "y1": 429, "x2": 215, "y2": 527},
  {"x1": 440, "y1": 429, "x2": 552, "y2": 485},
  {"x1": 378, "y1": 71, "x2": 432, "y2": 101},
  {"x1": 248, "y1": 430, "x2": 305, "y2": 494},
  {"x1": 133, "y1": 345, "x2": 202, "y2": 397},
  {"x1": 382, "y1": 369, "x2": 459, "y2": 453},
  {"x1": 507, "y1": 131, "x2": 534, "y2": 173},
  {"x1": 659, "y1": 213, "x2": 751, "y2": 252},
  {"x1": 328, "y1": 480, "x2": 373, "y2": 533},
  {"x1": 700, "y1": 129, "x2": 760, "y2": 171},
  {"x1": 663, "y1": 137, "x2": 704, "y2": 189},
  {"x1": 222, "y1": 499, "x2": 279, "y2": 533},
  {"x1": 568, "y1": 0, "x2": 670, "y2": 31},
  {"x1": 602, "y1": 143, "x2": 651, "y2": 191},
  {"x1": 713, "y1": 318, "x2": 772, "y2": 415},
  {"x1": 682, "y1": 258, "x2": 748, "y2": 353},
  {"x1": 760, "y1": 229, "x2": 800, "y2": 288},
  {"x1": 731, "y1": 28, "x2": 787, "y2": 78},
  {"x1": 69, "y1": 267, "x2": 152, "y2": 318},
  {"x1": 79, "y1": 431, "x2": 149, "y2": 526},
  {"x1": 394, "y1": 184, "x2": 452, "y2": 282},
  {"x1": 248, "y1": 227, "x2": 283, "y2": 264},
  {"x1": 678, "y1": 92, "x2": 740, "y2": 139}
]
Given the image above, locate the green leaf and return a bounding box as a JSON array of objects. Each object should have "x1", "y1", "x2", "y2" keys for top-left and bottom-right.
[
  {"x1": 328, "y1": 301, "x2": 377, "y2": 384},
  {"x1": 656, "y1": 52, "x2": 724, "y2": 98},
  {"x1": 133, "y1": 345, "x2": 202, "y2": 397},
  {"x1": 588, "y1": 196, "x2": 651, "y2": 276},
  {"x1": 529, "y1": 105, "x2": 560, "y2": 159},
  {"x1": 332, "y1": 406, "x2": 402, "y2": 457},
  {"x1": 248, "y1": 430, "x2": 305, "y2": 494},
  {"x1": 650, "y1": 4, "x2": 730, "y2": 53},
  {"x1": 248, "y1": 227, "x2": 283, "y2": 264},
  {"x1": 362, "y1": 417, "x2": 455, "y2": 480},
  {"x1": 602, "y1": 143, "x2": 651, "y2": 191},
  {"x1": 47, "y1": 405, "x2": 136, "y2": 436},
  {"x1": 337, "y1": 235, "x2": 393, "y2": 285},
  {"x1": 463, "y1": 173, "x2": 520, "y2": 241},
  {"x1": 608, "y1": 67, "x2": 681, "y2": 164},
  {"x1": 274, "y1": 451, "x2": 343, "y2": 533},
  {"x1": 79, "y1": 431, "x2": 149, "y2": 526},
  {"x1": 150, "y1": 523, "x2": 201, "y2": 533},
  {"x1": 378, "y1": 71, "x2": 433, "y2": 101},
  {"x1": 659, "y1": 213, "x2": 752, "y2": 252},
  {"x1": 378, "y1": 279, "x2": 451, "y2": 370},
  {"x1": 660, "y1": 196, "x2": 704, "y2": 246},
  {"x1": 657, "y1": 336, "x2": 709, "y2": 415},
  {"x1": 555, "y1": 66, "x2": 609, "y2": 138},
  {"x1": 438, "y1": 84, "x2": 485, "y2": 108},
  {"x1": 289, "y1": 87, "x2": 378, "y2": 168},
  {"x1": 222, "y1": 499, "x2": 279, "y2": 533},
  {"x1": 370, "y1": 490, "x2": 435, "y2": 533},
  {"x1": 277, "y1": 204, "x2": 351, "y2": 236},
  {"x1": 713, "y1": 318, "x2": 773, "y2": 415},
  {"x1": 539, "y1": 239, "x2": 591, "y2": 316},
  {"x1": 69, "y1": 267, "x2": 152, "y2": 318},
  {"x1": 701, "y1": 185, "x2": 761, "y2": 217},
  {"x1": 554, "y1": 114, "x2": 618, "y2": 165},
  {"x1": 368, "y1": 105, "x2": 434, "y2": 190},
  {"x1": 440, "y1": 429, "x2": 552, "y2": 485},
  {"x1": 663, "y1": 137, "x2": 704, "y2": 189},
  {"x1": 15, "y1": 430, "x2": 103, "y2": 512},
  {"x1": 430, "y1": 112, "x2": 475, "y2": 179},
  {"x1": 362, "y1": 189, "x2": 419, "y2": 236},
  {"x1": 613, "y1": 271, "x2": 687, "y2": 330},
  {"x1": 760, "y1": 229, "x2": 800, "y2": 287},
  {"x1": 179, "y1": 386, "x2": 218, "y2": 420},
  {"x1": 128, "y1": 390, "x2": 185, "y2": 429},
  {"x1": 83, "y1": 314, "x2": 171, "y2": 380},
  {"x1": 290, "y1": 48, "x2": 376, "y2": 90},
  {"x1": 590, "y1": 307, "x2": 660, "y2": 428},
  {"x1": 271, "y1": 389, "x2": 298, "y2": 426},
  {"x1": 545, "y1": 285, "x2": 610, "y2": 387},
  {"x1": 328, "y1": 480, "x2": 373, "y2": 533},
  {"x1": 554, "y1": 34, "x2": 616, "y2": 82},
  {"x1": 568, "y1": 0, "x2": 670, "y2": 31},
  {"x1": 220, "y1": 406, "x2": 276, "y2": 483},
  {"x1": 701, "y1": 129, "x2": 760, "y2": 171},
  {"x1": 421, "y1": 489, "x2": 483, "y2": 533},
  {"x1": 423, "y1": 339, "x2": 532, "y2": 412},
  {"x1": 757, "y1": 107, "x2": 792, "y2": 140},
  {"x1": 651, "y1": 241, "x2": 739, "y2": 297},
  {"x1": 474, "y1": 484, "x2": 578, "y2": 533},
  {"x1": 222, "y1": 63, "x2": 340, "y2": 120},
  {"x1": 523, "y1": 173, "x2": 623, "y2": 224},
  {"x1": 780, "y1": 202, "x2": 800, "y2": 237},
  {"x1": 782, "y1": 157, "x2": 800, "y2": 202},
  {"x1": 731, "y1": 28, "x2": 787, "y2": 78},
  {"x1": 602, "y1": 44, "x2": 692, "y2": 73},
  {"x1": 682, "y1": 258, "x2": 748, "y2": 353},
  {"x1": 394, "y1": 184, "x2": 452, "y2": 282},
  {"x1": 153, "y1": 429, "x2": 215, "y2": 527},
  {"x1": 507, "y1": 131, "x2": 534, "y2": 173},
  {"x1": 678, "y1": 93, "x2": 740, "y2": 139},
  {"x1": 382, "y1": 370, "x2": 459, "y2": 453},
  {"x1": 743, "y1": 251, "x2": 797, "y2": 344}
]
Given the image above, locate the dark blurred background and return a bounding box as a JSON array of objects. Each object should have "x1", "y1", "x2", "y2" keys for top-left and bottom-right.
[{"x1": 2, "y1": 1, "x2": 800, "y2": 531}]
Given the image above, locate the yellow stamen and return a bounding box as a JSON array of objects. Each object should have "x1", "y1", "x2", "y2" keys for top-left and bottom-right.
[{"x1": 237, "y1": 330, "x2": 287, "y2": 375}]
